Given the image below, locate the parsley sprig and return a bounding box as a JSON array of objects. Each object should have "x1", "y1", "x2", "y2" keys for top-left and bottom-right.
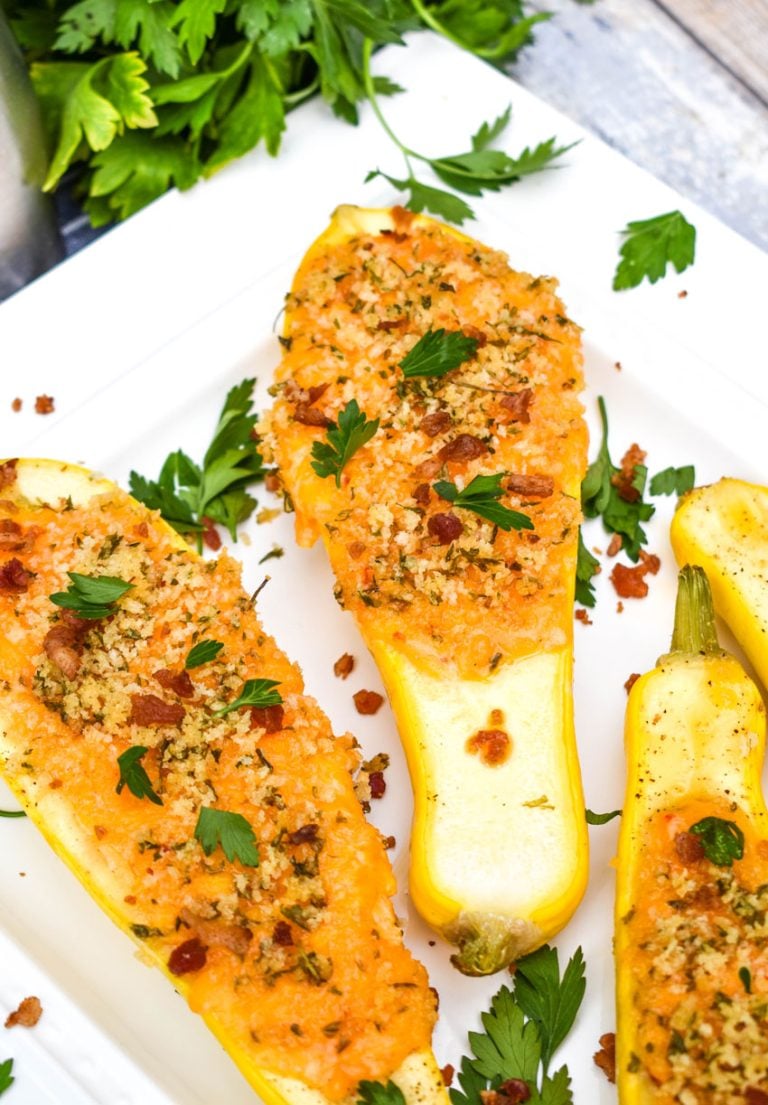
[
  {"x1": 311, "y1": 399, "x2": 379, "y2": 488},
  {"x1": 185, "y1": 639, "x2": 224, "y2": 669},
  {"x1": 194, "y1": 807, "x2": 260, "y2": 867},
  {"x1": 0, "y1": 1058, "x2": 14, "y2": 1097},
  {"x1": 689, "y1": 816, "x2": 744, "y2": 867},
  {"x1": 434, "y1": 474, "x2": 534, "y2": 532},
  {"x1": 613, "y1": 210, "x2": 696, "y2": 290},
  {"x1": 116, "y1": 745, "x2": 163, "y2": 806},
  {"x1": 129, "y1": 378, "x2": 265, "y2": 547},
  {"x1": 357, "y1": 1082, "x2": 405, "y2": 1105},
  {"x1": 50, "y1": 572, "x2": 134, "y2": 619},
  {"x1": 450, "y1": 944, "x2": 586, "y2": 1105},
  {"x1": 649, "y1": 465, "x2": 695, "y2": 497},
  {"x1": 216, "y1": 679, "x2": 282, "y2": 717},
  {"x1": 399, "y1": 329, "x2": 478, "y2": 379}
]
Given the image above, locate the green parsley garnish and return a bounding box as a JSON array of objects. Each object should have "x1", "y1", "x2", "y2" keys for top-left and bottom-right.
[
  {"x1": 575, "y1": 530, "x2": 600, "y2": 609},
  {"x1": 613, "y1": 210, "x2": 696, "y2": 290},
  {"x1": 450, "y1": 944, "x2": 586, "y2": 1105},
  {"x1": 586, "y1": 808, "x2": 622, "y2": 825},
  {"x1": 116, "y1": 745, "x2": 163, "y2": 806},
  {"x1": 581, "y1": 396, "x2": 655, "y2": 562},
  {"x1": 185, "y1": 639, "x2": 224, "y2": 669},
  {"x1": 129, "y1": 378, "x2": 265, "y2": 547},
  {"x1": 739, "y1": 966, "x2": 752, "y2": 994},
  {"x1": 194, "y1": 807, "x2": 259, "y2": 867},
  {"x1": 0, "y1": 1058, "x2": 14, "y2": 1096},
  {"x1": 357, "y1": 1081, "x2": 405, "y2": 1105},
  {"x1": 649, "y1": 465, "x2": 696, "y2": 497},
  {"x1": 399, "y1": 328, "x2": 478, "y2": 379},
  {"x1": 689, "y1": 816, "x2": 744, "y2": 867},
  {"x1": 50, "y1": 572, "x2": 133, "y2": 619},
  {"x1": 216, "y1": 678, "x2": 282, "y2": 717},
  {"x1": 310, "y1": 399, "x2": 379, "y2": 488},
  {"x1": 434, "y1": 473, "x2": 534, "y2": 532}
]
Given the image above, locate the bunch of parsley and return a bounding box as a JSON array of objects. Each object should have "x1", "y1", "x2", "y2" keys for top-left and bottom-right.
[{"x1": 8, "y1": 0, "x2": 554, "y2": 225}]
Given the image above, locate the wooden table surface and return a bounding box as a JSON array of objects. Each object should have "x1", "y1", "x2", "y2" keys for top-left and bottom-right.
[{"x1": 514, "y1": 0, "x2": 768, "y2": 250}]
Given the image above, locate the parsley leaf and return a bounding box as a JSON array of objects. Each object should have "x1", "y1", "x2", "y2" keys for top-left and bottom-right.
[
  {"x1": 365, "y1": 170, "x2": 475, "y2": 225},
  {"x1": 116, "y1": 745, "x2": 163, "y2": 805},
  {"x1": 513, "y1": 945, "x2": 586, "y2": 1074},
  {"x1": 400, "y1": 328, "x2": 478, "y2": 378},
  {"x1": 0, "y1": 1058, "x2": 14, "y2": 1096},
  {"x1": 740, "y1": 966, "x2": 752, "y2": 994},
  {"x1": 194, "y1": 806, "x2": 260, "y2": 866},
  {"x1": 357, "y1": 1080, "x2": 406, "y2": 1105},
  {"x1": 50, "y1": 571, "x2": 133, "y2": 619},
  {"x1": 585, "y1": 808, "x2": 622, "y2": 825},
  {"x1": 613, "y1": 210, "x2": 696, "y2": 290},
  {"x1": 130, "y1": 377, "x2": 265, "y2": 545},
  {"x1": 216, "y1": 678, "x2": 282, "y2": 717},
  {"x1": 310, "y1": 399, "x2": 379, "y2": 487},
  {"x1": 431, "y1": 137, "x2": 576, "y2": 199},
  {"x1": 434, "y1": 474, "x2": 534, "y2": 532},
  {"x1": 185, "y1": 639, "x2": 224, "y2": 669},
  {"x1": 575, "y1": 531, "x2": 599, "y2": 608},
  {"x1": 689, "y1": 817, "x2": 744, "y2": 867},
  {"x1": 649, "y1": 465, "x2": 695, "y2": 497}
]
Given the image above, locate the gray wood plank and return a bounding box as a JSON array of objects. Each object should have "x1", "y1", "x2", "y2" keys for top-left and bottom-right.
[{"x1": 512, "y1": 0, "x2": 768, "y2": 249}]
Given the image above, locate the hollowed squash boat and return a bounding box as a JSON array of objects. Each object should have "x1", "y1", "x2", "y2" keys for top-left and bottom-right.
[
  {"x1": 0, "y1": 457, "x2": 446, "y2": 1105},
  {"x1": 264, "y1": 205, "x2": 589, "y2": 973}
]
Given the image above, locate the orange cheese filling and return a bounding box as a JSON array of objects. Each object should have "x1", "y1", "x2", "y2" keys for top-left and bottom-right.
[
  {"x1": 623, "y1": 798, "x2": 768, "y2": 1103},
  {"x1": 0, "y1": 481, "x2": 435, "y2": 1100}
]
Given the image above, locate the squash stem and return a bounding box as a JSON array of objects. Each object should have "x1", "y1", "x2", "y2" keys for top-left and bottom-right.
[{"x1": 670, "y1": 565, "x2": 720, "y2": 656}]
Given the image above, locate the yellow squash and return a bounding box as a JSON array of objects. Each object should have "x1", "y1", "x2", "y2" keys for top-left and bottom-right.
[
  {"x1": 0, "y1": 458, "x2": 447, "y2": 1105},
  {"x1": 265, "y1": 205, "x2": 589, "y2": 973},
  {"x1": 616, "y1": 565, "x2": 768, "y2": 1104}
]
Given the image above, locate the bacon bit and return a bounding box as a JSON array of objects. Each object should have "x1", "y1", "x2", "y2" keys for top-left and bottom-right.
[
  {"x1": 466, "y1": 728, "x2": 511, "y2": 766},
  {"x1": 500, "y1": 388, "x2": 533, "y2": 423},
  {"x1": 49, "y1": 779, "x2": 62, "y2": 789},
  {"x1": 133, "y1": 521, "x2": 149, "y2": 538},
  {"x1": 11, "y1": 398, "x2": 21, "y2": 413},
  {"x1": 614, "y1": 361, "x2": 622, "y2": 371},
  {"x1": 289, "y1": 824, "x2": 319, "y2": 845},
  {"x1": 438, "y1": 433, "x2": 487, "y2": 464},
  {"x1": 678, "y1": 289, "x2": 688, "y2": 299},
  {"x1": 419, "y1": 410, "x2": 453, "y2": 437},
  {"x1": 124, "y1": 894, "x2": 137, "y2": 905},
  {"x1": 382, "y1": 835, "x2": 396, "y2": 850},
  {"x1": 347, "y1": 540, "x2": 367, "y2": 560},
  {"x1": 353, "y1": 690, "x2": 384, "y2": 715},
  {"x1": 462, "y1": 324, "x2": 487, "y2": 348},
  {"x1": 0, "y1": 557, "x2": 33, "y2": 592},
  {"x1": 94, "y1": 825, "x2": 107, "y2": 839},
  {"x1": 606, "y1": 532, "x2": 622, "y2": 557},
  {"x1": 249, "y1": 704, "x2": 284, "y2": 733},
  {"x1": 294, "y1": 403, "x2": 332, "y2": 428},
  {"x1": 369, "y1": 771, "x2": 386, "y2": 799},
  {"x1": 129, "y1": 694, "x2": 185, "y2": 726},
  {"x1": 575, "y1": 608, "x2": 592, "y2": 626},
  {"x1": 506, "y1": 473, "x2": 554, "y2": 499},
  {"x1": 43, "y1": 624, "x2": 85, "y2": 679},
  {"x1": 0, "y1": 519, "x2": 23, "y2": 550},
  {"x1": 377, "y1": 318, "x2": 408, "y2": 332},
  {"x1": 746, "y1": 1090, "x2": 768, "y2": 1105},
  {"x1": 412, "y1": 482, "x2": 431, "y2": 507},
  {"x1": 440, "y1": 1065, "x2": 455, "y2": 1088},
  {"x1": 616, "y1": 601, "x2": 624, "y2": 613},
  {"x1": 265, "y1": 472, "x2": 282, "y2": 493},
  {"x1": 178, "y1": 909, "x2": 253, "y2": 956},
  {"x1": 333, "y1": 652, "x2": 355, "y2": 679},
  {"x1": 593, "y1": 1032, "x2": 616, "y2": 1083},
  {"x1": 610, "y1": 550, "x2": 660, "y2": 600},
  {"x1": 168, "y1": 937, "x2": 208, "y2": 975},
  {"x1": 306, "y1": 383, "x2": 329, "y2": 405},
  {"x1": 35, "y1": 395, "x2": 55, "y2": 414},
  {"x1": 674, "y1": 831, "x2": 705, "y2": 864},
  {"x1": 611, "y1": 443, "x2": 647, "y2": 502},
  {"x1": 272, "y1": 920, "x2": 293, "y2": 946},
  {"x1": 5, "y1": 996, "x2": 42, "y2": 1029},
  {"x1": 639, "y1": 548, "x2": 661, "y2": 575},
  {"x1": 489, "y1": 708, "x2": 504, "y2": 725},
  {"x1": 624, "y1": 673, "x2": 640, "y2": 693},
  {"x1": 428, "y1": 512, "x2": 463, "y2": 544},
  {"x1": 154, "y1": 668, "x2": 195, "y2": 698},
  {"x1": 0, "y1": 459, "x2": 17, "y2": 490},
  {"x1": 201, "y1": 516, "x2": 221, "y2": 551},
  {"x1": 412, "y1": 455, "x2": 442, "y2": 480},
  {"x1": 498, "y1": 1080, "x2": 531, "y2": 1104}
]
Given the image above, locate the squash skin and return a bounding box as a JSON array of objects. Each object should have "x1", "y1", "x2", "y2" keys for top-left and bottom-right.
[
  {"x1": 273, "y1": 205, "x2": 589, "y2": 973},
  {"x1": 0, "y1": 458, "x2": 447, "y2": 1105},
  {"x1": 615, "y1": 576, "x2": 768, "y2": 1103}
]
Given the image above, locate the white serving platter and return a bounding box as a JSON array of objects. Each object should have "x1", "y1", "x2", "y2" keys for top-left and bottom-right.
[{"x1": 1, "y1": 30, "x2": 767, "y2": 1105}]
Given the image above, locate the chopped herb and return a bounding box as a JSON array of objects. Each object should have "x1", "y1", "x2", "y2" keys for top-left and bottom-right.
[
  {"x1": 649, "y1": 465, "x2": 696, "y2": 497},
  {"x1": 258, "y1": 545, "x2": 285, "y2": 565},
  {"x1": 399, "y1": 328, "x2": 478, "y2": 379},
  {"x1": 310, "y1": 399, "x2": 379, "y2": 488},
  {"x1": 129, "y1": 378, "x2": 265, "y2": 546},
  {"x1": 434, "y1": 473, "x2": 534, "y2": 532},
  {"x1": 194, "y1": 806, "x2": 259, "y2": 867},
  {"x1": 116, "y1": 745, "x2": 163, "y2": 806},
  {"x1": 0, "y1": 1058, "x2": 14, "y2": 1096},
  {"x1": 586, "y1": 808, "x2": 622, "y2": 825},
  {"x1": 613, "y1": 210, "x2": 696, "y2": 290},
  {"x1": 50, "y1": 571, "x2": 133, "y2": 619},
  {"x1": 689, "y1": 816, "x2": 744, "y2": 867},
  {"x1": 216, "y1": 678, "x2": 282, "y2": 716},
  {"x1": 185, "y1": 639, "x2": 224, "y2": 669},
  {"x1": 739, "y1": 966, "x2": 752, "y2": 994},
  {"x1": 357, "y1": 1081, "x2": 406, "y2": 1105},
  {"x1": 575, "y1": 530, "x2": 600, "y2": 608}
]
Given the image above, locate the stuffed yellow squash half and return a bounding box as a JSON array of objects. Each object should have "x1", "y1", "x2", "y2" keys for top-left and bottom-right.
[
  {"x1": 0, "y1": 457, "x2": 446, "y2": 1105},
  {"x1": 264, "y1": 205, "x2": 589, "y2": 973},
  {"x1": 616, "y1": 565, "x2": 768, "y2": 1104}
]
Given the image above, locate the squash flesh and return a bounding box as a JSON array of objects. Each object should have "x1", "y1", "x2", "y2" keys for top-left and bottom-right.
[
  {"x1": 0, "y1": 459, "x2": 445, "y2": 1105},
  {"x1": 264, "y1": 206, "x2": 588, "y2": 971}
]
